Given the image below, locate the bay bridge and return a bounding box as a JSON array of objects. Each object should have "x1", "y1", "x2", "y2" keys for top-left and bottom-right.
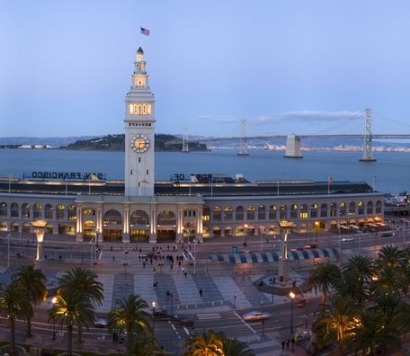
[{"x1": 184, "y1": 108, "x2": 410, "y2": 161}]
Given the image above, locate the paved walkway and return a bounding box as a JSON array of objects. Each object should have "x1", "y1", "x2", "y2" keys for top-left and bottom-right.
[{"x1": 0, "y1": 235, "x2": 321, "y2": 355}]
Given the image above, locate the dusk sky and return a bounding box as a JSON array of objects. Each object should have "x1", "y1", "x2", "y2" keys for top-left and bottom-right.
[{"x1": 2, "y1": 1, "x2": 410, "y2": 138}]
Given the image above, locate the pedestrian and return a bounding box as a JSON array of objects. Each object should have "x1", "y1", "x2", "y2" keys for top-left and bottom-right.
[
  {"x1": 184, "y1": 272, "x2": 187, "y2": 279},
  {"x1": 112, "y1": 256, "x2": 115, "y2": 262},
  {"x1": 166, "y1": 290, "x2": 170, "y2": 299},
  {"x1": 143, "y1": 261, "x2": 146, "y2": 268},
  {"x1": 286, "y1": 339, "x2": 290, "y2": 350},
  {"x1": 199, "y1": 288, "x2": 203, "y2": 297},
  {"x1": 291, "y1": 338, "x2": 295, "y2": 351},
  {"x1": 281, "y1": 340, "x2": 285, "y2": 351}
]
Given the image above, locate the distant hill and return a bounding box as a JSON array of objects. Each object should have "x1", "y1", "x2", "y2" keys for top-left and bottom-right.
[{"x1": 61, "y1": 134, "x2": 209, "y2": 152}]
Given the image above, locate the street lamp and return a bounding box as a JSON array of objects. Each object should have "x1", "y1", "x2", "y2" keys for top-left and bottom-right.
[
  {"x1": 7, "y1": 233, "x2": 10, "y2": 268},
  {"x1": 289, "y1": 291, "x2": 296, "y2": 336},
  {"x1": 52, "y1": 296, "x2": 58, "y2": 340},
  {"x1": 152, "y1": 301, "x2": 156, "y2": 333},
  {"x1": 32, "y1": 220, "x2": 47, "y2": 266}
]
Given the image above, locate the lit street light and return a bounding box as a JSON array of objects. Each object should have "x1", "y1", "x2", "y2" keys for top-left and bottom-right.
[
  {"x1": 152, "y1": 301, "x2": 156, "y2": 333},
  {"x1": 289, "y1": 291, "x2": 296, "y2": 336},
  {"x1": 52, "y1": 296, "x2": 58, "y2": 340}
]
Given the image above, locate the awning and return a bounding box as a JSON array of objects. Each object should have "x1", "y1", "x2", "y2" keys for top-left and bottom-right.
[{"x1": 209, "y1": 248, "x2": 339, "y2": 264}]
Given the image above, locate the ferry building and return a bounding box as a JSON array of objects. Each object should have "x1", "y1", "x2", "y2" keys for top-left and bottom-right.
[{"x1": 0, "y1": 48, "x2": 385, "y2": 244}]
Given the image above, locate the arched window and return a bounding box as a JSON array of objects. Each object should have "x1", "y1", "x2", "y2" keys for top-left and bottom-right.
[
  {"x1": 157, "y1": 210, "x2": 176, "y2": 225},
  {"x1": 269, "y1": 205, "x2": 277, "y2": 220},
  {"x1": 213, "y1": 206, "x2": 222, "y2": 221},
  {"x1": 130, "y1": 210, "x2": 149, "y2": 226},
  {"x1": 68, "y1": 204, "x2": 76, "y2": 221},
  {"x1": 311, "y1": 203, "x2": 318, "y2": 218},
  {"x1": 103, "y1": 210, "x2": 122, "y2": 226},
  {"x1": 224, "y1": 206, "x2": 233, "y2": 221},
  {"x1": 0, "y1": 202, "x2": 7, "y2": 217},
  {"x1": 290, "y1": 204, "x2": 298, "y2": 219},
  {"x1": 247, "y1": 205, "x2": 255, "y2": 220},
  {"x1": 366, "y1": 201, "x2": 373, "y2": 214},
  {"x1": 11, "y1": 203, "x2": 18, "y2": 218},
  {"x1": 22, "y1": 203, "x2": 30, "y2": 219},
  {"x1": 330, "y1": 203, "x2": 337, "y2": 217},
  {"x1": 357, "y1": 201, "x2": 364, "y2": 215},
  {"x1": 258, "y1": 205, "x2": 266, "y2": 220},
  {"x1": 33, "y1": 203, "x2": 42, "y2": 219},
  {"x1": 320, "y1": 203, "x2": 327, "y2": 217},
  {"x1": 56, "y1": 204, "x2": 65, "y2": 220},
  {"x1": 349, "y1": 202, "x2": 356, "y2": 216},
  {"x1": 45, "y1": 204, "x2": 54, "y2": 219},
  {"x1": 300, "y1": 204, "x2": 308, "y2": 219},
  {"x1": 280, "y1": 204, "x2": 287, "y2": 220},
  {"x1": 375, "y1": 201, "x2": 382, "y2": 214},
  {"x1": 203, "y1": 207, "x2": 210, "y2": 222},
  {"x1": 339, "y1": 202, "x2": 346, "y2": 217},
  {"x1": 235, "y1": 206, "x2": 244, "y2": 221}
]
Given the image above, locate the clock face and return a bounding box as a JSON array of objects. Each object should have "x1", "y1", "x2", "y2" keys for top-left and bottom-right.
[{"x1": 131, "y1": 135, "x2": 150, "y2": 153}]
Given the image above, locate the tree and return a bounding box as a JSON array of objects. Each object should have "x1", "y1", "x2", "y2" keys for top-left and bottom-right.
[
  {"x1": 349, "y1": 308, "x2": 401, "y2": 355},
  {"x1": 220, "y1": 335, "x2": 254, "y2": 356},
  {"x1": 184, "y1": 330, "x2": 224, "y2": 356},
  {"x1": 107, "y1": 294, "x2": 153, "y2": 355},
  {"x1": 308, "y1": 262, "x2": 341, "y2": 305},
  {"x1": 48, "y1": 287, "x2": 95, "y2": 356},
  {"x1": 13, "y1": 264, "x2": 47, "y2": 337},
  {"x1": 312, "y1": 294, "x2": 357, "y2": 353},
  {"x1": 0, "y1": 282, "x2": 32, "y2": 355},
  {"x1": 58, "y1": 266, "x2": 104, "y2": 343}
]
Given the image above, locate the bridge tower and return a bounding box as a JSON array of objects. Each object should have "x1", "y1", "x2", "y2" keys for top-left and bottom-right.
[
  {"x1": 182, "y1": 128, "x2": 189, "y2": 152},
  {"x1": 359, "y1": 108, "x2": 377, "y2": 162},
  {"x1": 284, "y1": 134, "x2": 303, "y2": 158},
  {"x1": 237, "y1": 119, "x2": 249, "y2": 156}
]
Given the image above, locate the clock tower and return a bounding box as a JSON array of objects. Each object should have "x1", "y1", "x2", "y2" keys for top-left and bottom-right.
[{"x1": 124, "y1": 47, "x2": 155, "y2": 196}]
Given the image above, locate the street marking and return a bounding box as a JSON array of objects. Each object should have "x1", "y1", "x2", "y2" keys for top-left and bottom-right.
[
  {"x1": 233, "y1": 311, "x2": 257, "y2": 335},
  {"x1": 196, "y1": 313, "x2": 221, "y2": 320}
]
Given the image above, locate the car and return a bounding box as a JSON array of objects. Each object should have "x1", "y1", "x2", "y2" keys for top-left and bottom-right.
[
  {"x1": 93, "y1": 317, "x2": 108, "y2": 328},
  {"x1": 342, "y1": 237, "x2": 354, "y2": 242},
  {"x1": 170, "y1": 315, "x2": 195, "y2": 328},
  {"x1": 303, "y1": 243, "x2": 319, "y2": 249},
  {"x1": 242, "y1": 311, "x2": 272, "y2": 322}
]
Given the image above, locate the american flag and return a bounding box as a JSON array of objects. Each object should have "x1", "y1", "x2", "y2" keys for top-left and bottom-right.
[{"x1": 140, "y1": 27, "x2": 150, "y2": 36}]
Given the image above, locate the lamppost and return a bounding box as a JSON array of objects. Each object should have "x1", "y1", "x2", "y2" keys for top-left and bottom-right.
[
  {"x1": 7, "y1": 233, "x2": 10, "y2": 268},
  {"x1": 52, "y1": 296, "x2": 58, "y2": 340},
  {"x1": 152, "y1": 301, "x2": 156, "y2": 333},
  {"x1": 32, "y1": 220, "x2": 47, "y2": 267},
  {"x1": 169, "y1": 292, "x2": 174, "y2": 316},
  {"x1": 289, "y1": 291, "x2": 296, "y2": 336},
  {"x1": 95, "y1": 228, "x2": 99, "y2": 251}
]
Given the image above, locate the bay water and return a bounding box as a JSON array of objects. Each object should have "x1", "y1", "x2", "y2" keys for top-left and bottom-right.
[{"x1": 0, "y1": 149, "x2": 409, "y2": 194}]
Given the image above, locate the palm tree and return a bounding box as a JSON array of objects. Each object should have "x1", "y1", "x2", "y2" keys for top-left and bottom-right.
[
  {"x1": 107, "y1": 294, "x2": 153, "y2": 355},
  {"x1": 312, "y1": 294, "x2": 357, "y2": 354},
  {"x1": 48, "y1": 287, "x2": 95, "y2": 356},
  {"x1": 184, "y1": 330, "x2": 224, "y2": 356},
  {"x1": 12, "y1": 264, "x2": 48, "y2": 337},
  {"x1": 0, "y1": 282, "x2": 33, "y2": 355},
  {"x1": 58, "y1": 266, "x2": 104, "y2": 342},
  {"x1": 349, "y1": 308, "x2": 401, "y2": 355},
  {"x1": 308, "y1": 262, "x2": 341, "y2": 305},
  {"x1": 219, "y1": 334, "x2": 254, "y2": 356}
]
